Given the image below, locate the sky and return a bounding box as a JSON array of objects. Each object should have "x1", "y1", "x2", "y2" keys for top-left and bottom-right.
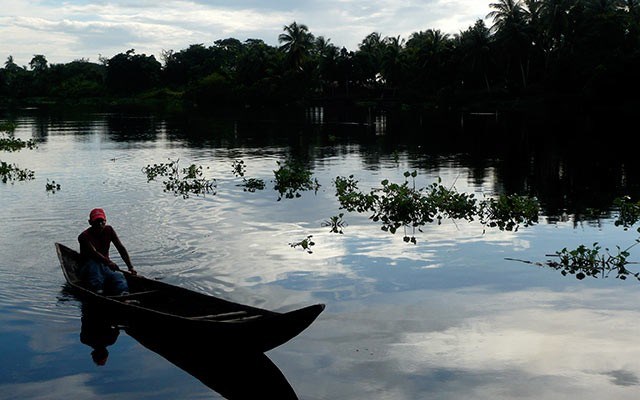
[{"x1": 0, "y1": 0, "x2": 491, "y2": 67}]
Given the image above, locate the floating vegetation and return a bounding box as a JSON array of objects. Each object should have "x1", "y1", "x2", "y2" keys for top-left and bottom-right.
[
  {"x1": 232, "y1": 159, "x2": 265, "y2": 192},
  {"x1": 1, "y1": 123, "x2": 37, "y2": 183},
  {"x1": 548, "y1": 243, "x2": 639, "y2": 281},
  {"x1": 0, "y1": 136, "x2": 36, "y2": 152},
  {"x1": 0, "y1": 161, "x2": 35, "y2": 183},
  {"x1": 142, "y1": 159, "x2": 216, "y2": 198},
  {"x1": 231, "y1": 159, "x2": 246, "y2": 177},
  {"x1": 241, "y1": 178, "x2": 266, "y2": 192},
  {"x1": 274, "y1": 159, "x2": 320, "y2": 200},
  {"x1": 334, "y1": 171, "x2": 539, "y2": 243},
  {"x1": 506, "y1": 196, "x2": 640, "y2": 283},
  {"x1": 45, "y1": 179, "x2": 61, "y2": 193},
  {"x1": 322, "y1": 213, "x2": 347, "y2": 234},
  {"x1": 613, "y1": 196, "x2": 640, "y2": 231},
  {"x1": 508, "y1": 241, "x2": 640, "y2": 283},
  {"x1": 289, "y1": 235, "x2": 315, "y2": 254},
  {"x1": 479, "y1": 194, "x2": 540, "y2": 232}
]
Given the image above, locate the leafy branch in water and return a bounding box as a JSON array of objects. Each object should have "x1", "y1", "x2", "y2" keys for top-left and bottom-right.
[
  {"x1": 1, "y1": 161, "x2": 35, "y2": 183},
  {"x1": 479, "y1": 194, "x2": 540, "y2": 232},
  {"x1": 322, "y1": 213, "x2": 347, "y2": 234},
  {"x1": 613, "y1": 196, "x2": 640, "y2": 231},
  {"x1": 508, "y1": 196, "x2": 640, "y2": 283},
  {"x1": 232, "y1": 159, "x2": 265, "y2": 192},
  {"x1": 142, "y1": 158, "x2": 216, "y2": 198},
  {"x1": 274, "y1": 159, "x2": 320, "y2": 200},
  {"x1": 46, "y1": 179, "x2": 61, "y2": 193},
  {"x1": 289, "y1": 235, "x2": 315, "y2": 254},
  {"x1": 546, "y1": 242, "x2": 639, "y2": 281},
  {"x1": 544, "y1": 196, "x2": 640, "y2": 282},
  {"x1": 1, "y1": 123, "x2": 36, "y2": 183},
  {"x1": 334, "y1": 171, "x2": 539, "y2": 243}
]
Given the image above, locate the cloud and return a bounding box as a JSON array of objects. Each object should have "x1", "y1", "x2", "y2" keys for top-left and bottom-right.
[{"x1": 0, "y1": 0, "x2": 490, "y2": 65}]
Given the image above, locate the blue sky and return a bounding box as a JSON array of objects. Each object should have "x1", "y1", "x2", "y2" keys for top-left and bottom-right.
[{"x1": 0, "y1": 0, "x2": 491, "y2": 66}]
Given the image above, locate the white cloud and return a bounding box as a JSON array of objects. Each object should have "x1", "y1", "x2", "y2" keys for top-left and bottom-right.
[{"x1": 0, "y1": 0, "x2": 490, "y2": 65}]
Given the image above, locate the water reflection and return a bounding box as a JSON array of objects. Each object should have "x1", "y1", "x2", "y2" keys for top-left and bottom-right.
[
  {"x1": 79, "y1": 302, "x2": 298, "y2": 399},
  {"x1": 374, "y1": 112, "x2": 387, "y2": 136},
  {"x1": 80, "y1": 306, "x2": 119, "y2": 366},
  {"x1": 305, "y1": 106, "x2": 324, "y2": 125}
]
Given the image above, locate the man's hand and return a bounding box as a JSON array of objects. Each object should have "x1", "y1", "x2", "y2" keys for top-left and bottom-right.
[{"x1": 128, "y1": 267, "x2": 138, "y2": 276}]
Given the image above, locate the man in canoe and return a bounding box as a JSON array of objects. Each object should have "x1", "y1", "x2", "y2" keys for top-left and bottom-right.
[{"x1": 78, "y1": 208, "x2": 137, "y2": 295}]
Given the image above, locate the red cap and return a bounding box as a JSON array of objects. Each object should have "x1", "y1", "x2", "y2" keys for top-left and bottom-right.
[{"x1": 89, "y1": 208, "x2": 107, "y2": 222}]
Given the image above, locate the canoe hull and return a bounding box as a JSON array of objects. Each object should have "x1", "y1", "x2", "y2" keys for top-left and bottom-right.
[{"x1": 56, "y1": 243, "x2": 324, "y2": 352}]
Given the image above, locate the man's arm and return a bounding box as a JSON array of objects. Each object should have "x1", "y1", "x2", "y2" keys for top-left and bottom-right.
[
  {"x1": 111, "y1": 229, "x2": 137, "y2": 275},
  {"x1": 79, "y1": 234, "x2": 113, "y2": 267}
]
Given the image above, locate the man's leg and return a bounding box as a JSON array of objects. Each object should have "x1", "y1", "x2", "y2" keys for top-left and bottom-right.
[
  {"x1": 104, "y1": 269, "x2": 129, "y2": 295},
  {"x1": 81, "y1": 259, "x2": 105, "y2": 292}
]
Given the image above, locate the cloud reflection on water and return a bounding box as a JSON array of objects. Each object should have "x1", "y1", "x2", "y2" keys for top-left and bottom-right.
[{"x1": 382, "y1": 287, "x2": 640, "y2": 399}]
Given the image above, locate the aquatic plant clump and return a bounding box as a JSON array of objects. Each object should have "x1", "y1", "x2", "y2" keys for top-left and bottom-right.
[
  {"x1": 231, "y1": 159, "x2": 265, "y2": 192},
  {"x1": 479, "y1": 194, "x2": 540, "y2": 232},
  {"x1": 546, "y1": 243, "x2": 639, "y2": 281},
  {"x1": 143, "y1": 159, "x2": 216, "y2": 198},
  {"x1": 0, "y1": 161, "x2": 35, "y2": 183},
  {"x1": 322, "y1": 213, "x2": 347, "y2": 234},
  {"x1": 273, "y1": 159, "x2": 320, "y2": 200},
  {"x1": 613, "y1": 196, "x2": 640, "y2": 232},
  {"x1": 1, "y1": 124, "x2": 37, "y2": 183},
  {"x1": 506, "y1": 196, "x2": 640, "y2": 283},
  {"x1": 45, "y1": 179, "x2": 61, "y2": 193},
  {"x1": 289, "y1": 235, "x2": 315, "y2": 254},
  {"x1": 334, "y1": 172, "x2": 538, "y2": 243}
]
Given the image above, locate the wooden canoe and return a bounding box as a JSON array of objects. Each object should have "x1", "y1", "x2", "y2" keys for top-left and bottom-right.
[{"x1": 56, "y1": 243, "x2": 325, "y2": 353}]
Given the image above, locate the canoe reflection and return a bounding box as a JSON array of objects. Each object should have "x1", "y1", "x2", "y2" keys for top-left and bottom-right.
[{"x1": 79, "y1": 302, "x2": 299, "y2": 399}]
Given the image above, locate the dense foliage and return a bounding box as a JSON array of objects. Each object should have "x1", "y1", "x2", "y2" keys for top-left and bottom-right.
[{"x1": 2, "y1": 0, "x2": 639, "y2": 108}]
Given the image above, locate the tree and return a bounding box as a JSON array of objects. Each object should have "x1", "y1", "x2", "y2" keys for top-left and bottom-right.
[
  {"x1": 29, "y1": 55, "x2": 48, "y2": 73},
  {"x1": 106, "y1": 49, "x2": 161, "y2": 94},
  {"x1": 162, "y1": 44, "x2": 219, "y2": 87},
  {"x1": 487, "y1": 0, "x2": 531, "y2": 88},
  {"x1": 1, "y1": 55, "x2": 30, "y2": 98},
  {"x1": 235, "y1": 39, "x2": 282, "y2": 102},
  {"x1": 404, "y1": 29, "x2": 455, "y2": 95},
  {"x1": 278, "y1": 22, "x2": 315, "y2": 71},
  {"x1": 458, "y1": 19, "x2": 495, "y2": 93}
]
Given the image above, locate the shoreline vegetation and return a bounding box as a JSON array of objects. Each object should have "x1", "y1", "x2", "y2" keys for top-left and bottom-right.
[{"x1": 2, "y1": 0, "x2": 640, "y2": 113}]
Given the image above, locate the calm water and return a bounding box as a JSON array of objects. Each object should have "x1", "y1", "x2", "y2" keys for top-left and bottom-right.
[{"x1": 2, "y1": 107, "x2": 640, "y2": 399}]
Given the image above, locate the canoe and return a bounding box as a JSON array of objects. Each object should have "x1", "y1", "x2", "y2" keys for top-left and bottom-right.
[{"x1": 56, "y1": 242, "x2": 325, "y2": 353}]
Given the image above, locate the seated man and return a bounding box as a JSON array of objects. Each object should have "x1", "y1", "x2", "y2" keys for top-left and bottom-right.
[{"x1": 78, "y1": 208, "x2": 137, "y2": 295}]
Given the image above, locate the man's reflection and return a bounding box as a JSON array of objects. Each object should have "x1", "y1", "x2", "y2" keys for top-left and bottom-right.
[
  {"x1": 77, "y1": 302, "x2": 299, "y2": 399},
  {"x1": 80, "y1": 305, "x2": 119, "y2": 366}
]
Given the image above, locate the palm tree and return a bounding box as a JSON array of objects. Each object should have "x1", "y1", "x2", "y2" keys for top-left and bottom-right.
[
  {"x1": 355, "y1": 32, "x2": 386, "y2": 85},
  {"x1": 278, "y1": 22, "x2": 315, "y2": 71},
  {"x1": 312, "y1": 36, "x2": 339, "y2": 93},
  {"x1": 404, "y1": 29, "x2": 454, "y2": 93},
  {"x1": 458, "y1": 20, "x2": 494, "y2": 92},
  {"x1": 487, "y1": 0, "x2": 530, "y2": 88},
  {"x1": 381, "y1": 36, "x2": 405, "y2": 87},
  {"x1": 487, "y1": 0, "x2": 525, "y2": 34},
  {"x1": 4, "y1": 56, "x2": 20, "y2": 72}
]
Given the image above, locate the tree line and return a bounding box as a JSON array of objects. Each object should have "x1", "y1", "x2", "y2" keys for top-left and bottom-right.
[{"x1": 1, "y1": 0, "x2": 639, "y2": 109}]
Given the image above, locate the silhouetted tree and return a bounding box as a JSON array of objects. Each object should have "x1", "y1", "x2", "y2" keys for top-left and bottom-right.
[
  {"x1": 106, "y1": 49, "x2": 161, "y2": 95},
  {"x1": 279, "y1": 22, "x2": 315, "y2": 71}
]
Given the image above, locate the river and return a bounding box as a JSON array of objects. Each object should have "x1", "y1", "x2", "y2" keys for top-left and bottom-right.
[{"x1": 1, "y1": 106, "x2": 639, "y2": 399}]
